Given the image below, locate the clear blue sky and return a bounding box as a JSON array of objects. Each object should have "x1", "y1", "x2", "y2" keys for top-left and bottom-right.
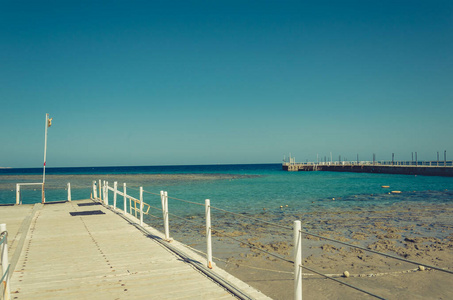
[{"x1": 1, "y1": 0, "x2": 452, "y2": 168}]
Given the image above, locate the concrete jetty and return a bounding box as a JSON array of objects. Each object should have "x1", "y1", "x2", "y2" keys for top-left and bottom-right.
[
  {"x1": 283, "y1": 161, "x2": 453, "y2": 177},
  {"x1": 1, "y1": 199, "x2": 270, "y2": 299}
]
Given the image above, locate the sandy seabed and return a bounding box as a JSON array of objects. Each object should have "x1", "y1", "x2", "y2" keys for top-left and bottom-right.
[{"x1": 168, "y1": 200, "x2": 453, "y2": 300}]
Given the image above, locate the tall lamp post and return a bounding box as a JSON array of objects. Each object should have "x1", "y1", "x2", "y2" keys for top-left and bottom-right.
[{"x1": 42, "y1": 113, "x2": 52, "y2": 203}]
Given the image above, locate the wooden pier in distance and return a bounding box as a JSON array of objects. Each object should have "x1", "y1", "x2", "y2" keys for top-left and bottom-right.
[
  {"x1": 283, "y1": 160, "x2": 453, "y2": 177},
  {"x1": 1, "y1": 199, "x2": 270, "y2": 299}
]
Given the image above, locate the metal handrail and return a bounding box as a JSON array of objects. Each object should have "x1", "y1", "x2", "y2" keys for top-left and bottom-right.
[
  {"x1": 1, "y1": 228, "x2": 11, "y2": 300},
  {"x1": 105, "y1": 185, "x2": 151, "y2": 216}
]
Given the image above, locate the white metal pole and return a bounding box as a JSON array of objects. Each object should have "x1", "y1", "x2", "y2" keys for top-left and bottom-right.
[
  {"x1": 98, "y1": 180, "x2": 102, "y2": 201},
  {"x1": 160, "y1": 190, "x2": 170, "y2": 240},
  {"x1": 1, "y1": 224, "x2": 11, "y2": 299},
  {"x1": 164, "y1": 191, "x2": 169, "y2": 240},
  {"x1": 160, "y1": 190, "x2": 165, "y2": 223},
  {"x1": 205, "y1": 199, "x2": 213, "y2": 269},
  {"x1": 140, "y1": 187, "x2": 143, "y2": 226},
  {"x1": 16, "y1": 184, "x2": 20, "y2": 205},
  {"x1": 123, "y1": 183, "x2": 127, "y2": 215},
  {"x1": 113, "y1": 181, "x2": 118, "y2": 209},
  {"x1": 129, "y1": 197, "x2": 133, "y2": 215},
  {"x1": 105, "y1": 181, "x2": 109, "y2": 205},
  {"x1": 42, "y1": 113, "x2": 49, "y2": 204},
  {"x1": 93, "y1": 181, "x2": 97, "y2": 200},
  {"x1": 294, "y1": 220, "x2": 302, "y2": 300},
  {"x1": 102, "y1": 180, "x2": 105, "y2": 203},
  {"x1": 67, "y1": 183, "x2": 71, "y2": 201}
]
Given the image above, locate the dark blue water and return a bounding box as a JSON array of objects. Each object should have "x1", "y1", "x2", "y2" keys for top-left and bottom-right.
[{"x1": 0, "y1": 164, "x2": 275, "y2": 176}]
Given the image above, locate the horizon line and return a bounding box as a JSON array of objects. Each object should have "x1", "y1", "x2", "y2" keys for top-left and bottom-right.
[{"x1": 0, "y1": 162, "x2": 282, "y2": 170}]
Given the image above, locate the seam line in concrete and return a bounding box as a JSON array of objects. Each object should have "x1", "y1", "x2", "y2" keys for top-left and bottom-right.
[{"x1": 9, "y1": 203, "x2": 43, "y2": 277}]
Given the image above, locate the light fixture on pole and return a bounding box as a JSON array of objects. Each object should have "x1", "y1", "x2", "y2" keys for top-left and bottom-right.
[{"x1": 42, "y1": 113, "x2": 52, "y2": 203}]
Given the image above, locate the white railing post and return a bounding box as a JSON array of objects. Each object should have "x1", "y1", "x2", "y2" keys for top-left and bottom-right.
[
  {"x1": 1, "y1": 224, "x2": 11, "y2": 300},
  {"x1": 140, "y1": 187, "x2": 144, "y2": 226},
  {"x1": 113, "y1": 181, "x2": 118, "y2": 209},
  {"x1": 16, "y1": 184, "x2": 20, "y2": 205},
  {"x1": 105, "y1": 181, "x2": 109, "y2": 205},
  {"x1": 123, "y1": 183, "x2": 127, "y2": 215},
  {"x1": 102, "y1": 180, "x2": 106, "y2": 203},
  {"x1": 92, "y1": 181, "x2": 97, "y2": 200},
  {"x1": 67, "y1": 183, "x2": 71, "y2": 201},
  {"x1": 294, "y1": 220, "x2": 302, "y2": 300},
  {"x1": 205, "y1": 199, "x2": 213, "y2": 269},
  {"x1": 164, "y1": 191, "x2": 170, "y2": 240},
  {"x1": 160, "y1": 190, "x2": 165, "y2": 221},
  {"x1": 98, "y1": 180, "x2": 102, "y2": 201},
  {"x1": 160, "y1": 191, "x2": 170, "y2": 240}
]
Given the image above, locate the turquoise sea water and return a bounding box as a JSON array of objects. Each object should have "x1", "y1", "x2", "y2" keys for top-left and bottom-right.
[{"x1": 1, "y1": 164, "x2": 453, "y2": 216}]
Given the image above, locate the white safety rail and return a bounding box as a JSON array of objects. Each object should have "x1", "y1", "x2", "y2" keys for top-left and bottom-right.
[
  {"x1": 0, "y1": 224, "x2": 11, "y2": 300},
  {"x1": 93, "y1": 179, "x2": 453, "y2": 300},
  {"x1": 15, "y1": 183, "x2": 42, "y2": 205},
  {"x1": 96, "y1": 181, "x2": 151, "y2": 225},
  {"x1": 15, "y1": 182, "x2": 73, "y2": 205}
]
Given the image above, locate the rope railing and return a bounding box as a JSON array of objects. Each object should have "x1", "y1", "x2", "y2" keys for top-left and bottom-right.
[
  {"x1": 211, "y1": 228, "x2": 293, "y2": 264},
  {"x1": 300, "y1": 264, "x2": 386, "y2": 300},
  {"x1": 167, "y1": 195, "x2": 206, "y2": 207},
  {"x1": 158, "y1": 193, "x2": 298, "y2": 272},
  {"x1": 167, "y1": 211, "x2": 203, "y2": 227},
  {"x1": 196, "y1": 251, "x2": 421, "y2": 278},
  {"x1": 128, "y1": 186, "x2": 162, "y2": 197},
  {"x1": 197, "y1": 199, "x2": 453, "y2": 275},
  {"x1": 300, "y1": 230, "x2": 453, "y2": 275},
  {"x1": 209, "y1": 205, "x2": 293, "y2": 231},
  {"x1": 147, "y1": 213, "x2": 162, "y2": 220},
  {"x1": 122, "y1": 184, "x2": 202, "y2": 206},
  {"x1": 93, "y1": 179, "x2": 451, "y2": 300}
]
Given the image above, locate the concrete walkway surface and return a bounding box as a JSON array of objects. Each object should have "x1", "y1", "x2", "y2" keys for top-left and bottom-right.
[{"x1": 0, "y1": 199, "x2": 270, "y2": 299}]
